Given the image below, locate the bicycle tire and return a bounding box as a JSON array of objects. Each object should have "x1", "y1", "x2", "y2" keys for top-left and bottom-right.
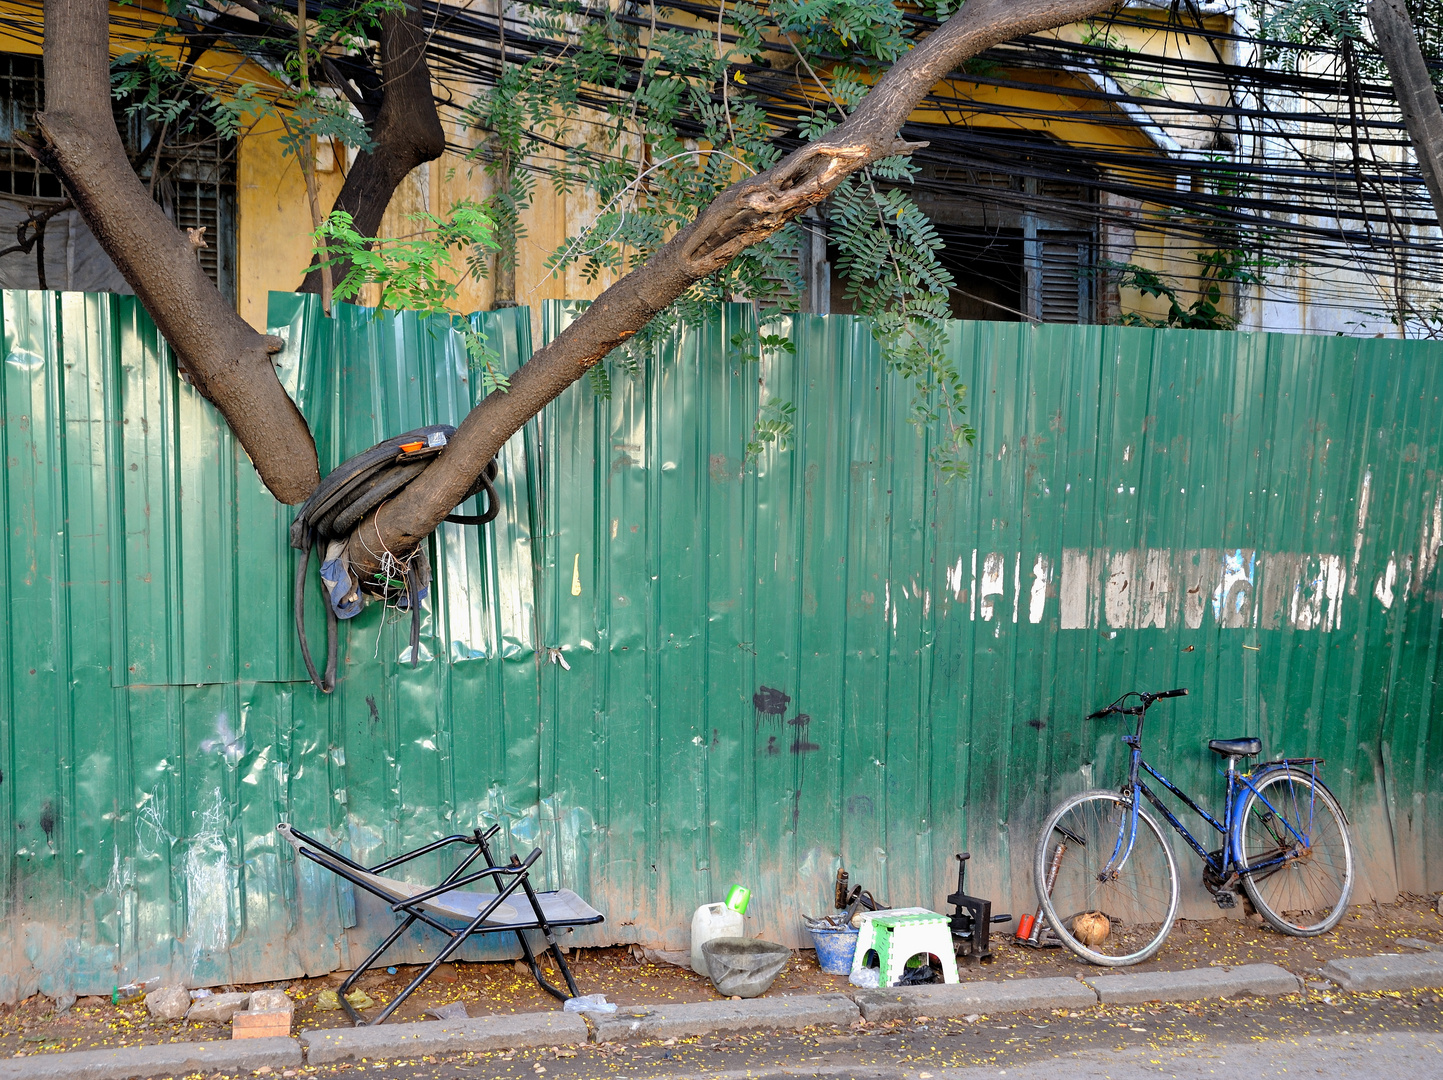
[
  {"x1": 1034, "y1": 790, "x2": 1179, "y2": 967},
  {"x1": 1237, "y1": 767, "x2": 1353, "y2": 936}
]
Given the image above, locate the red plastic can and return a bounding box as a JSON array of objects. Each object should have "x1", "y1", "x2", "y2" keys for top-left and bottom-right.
[{"x1": 1014, "y1": 913, "x2": 1036, "y2": 941}]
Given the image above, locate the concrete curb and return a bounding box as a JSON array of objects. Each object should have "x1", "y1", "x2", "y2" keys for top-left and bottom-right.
[
  {"x1": 592, "y1": 994, "x2": 859, "y2": 1042},
  {"x1": 852, "y1": 977, "x2": 1097, "y2": 1021},
  {"x1": 302, "y1": 1012, "x2": 588, "y2": 1065},
  {"x1": 1086, "y1": 963, "x2": 1302, "y2": 1004},
  {"x1": 1320, "y1": 952, "x2": 1443, "y2": 992},
  {"x1": 0, "y1": 953, "x2": 1402, "y2": 1075},
  {"x1": 0, "y1": 1036, "x2": 300, "y2": 1080}
]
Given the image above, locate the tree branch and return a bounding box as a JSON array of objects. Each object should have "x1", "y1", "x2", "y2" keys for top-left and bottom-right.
[
  {"x1": 355, "y1": 0, "x2": 1119, "y2": 572},
  {"x1": 297, "y1": 3, "x2": 446, "y2": 292},
  {"x1": 36, "y1": 0, "x2": 319, "y2": 504}
]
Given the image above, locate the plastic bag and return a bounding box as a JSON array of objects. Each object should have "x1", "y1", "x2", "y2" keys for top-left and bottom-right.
[
  {"x1": 848, "y1": 967, "x2": 880, "y2": 989},
  {"x1": 562, "y1": 993, "x2": 618, "y2": 1015}
]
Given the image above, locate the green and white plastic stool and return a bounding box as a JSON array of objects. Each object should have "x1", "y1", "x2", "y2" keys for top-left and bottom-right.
[{"x1": 851, "y1": 909, "x2": 959, "y2": 987}]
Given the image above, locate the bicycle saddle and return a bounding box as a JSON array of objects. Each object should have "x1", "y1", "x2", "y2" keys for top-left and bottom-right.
[{"x1": 1207, "y1": 737, "x2": 1261, "y2": 757}]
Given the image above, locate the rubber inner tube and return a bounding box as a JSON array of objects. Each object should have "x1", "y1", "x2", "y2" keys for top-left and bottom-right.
[{"x1": 290, "y1": 425, "x2": 499, "y2": 691}]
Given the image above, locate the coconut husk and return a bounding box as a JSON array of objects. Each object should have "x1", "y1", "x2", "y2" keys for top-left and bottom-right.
[{"x1": 1073, "y1": 910, "x2": 1111, "y2": 946}]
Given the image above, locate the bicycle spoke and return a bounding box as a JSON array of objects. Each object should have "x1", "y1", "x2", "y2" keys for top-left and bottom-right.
[
  {"x1": 1036, "y1": 792, "x2": 1178, "y2": 965},
  {"x1": 1239, "y1": 769, "x2": 1352, "y2": 935}
]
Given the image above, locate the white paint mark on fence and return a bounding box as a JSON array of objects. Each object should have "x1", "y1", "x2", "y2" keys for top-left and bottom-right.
[
  {"x1": 970, "y1": 549, "x2": 977, "y2": 621},
  {"x1": 1290, "y1": 554, "x2": 1344, "y2": 631},
  {"x1": 1350, "y1": 470, "x2": 1372, "y2": 595},
  {"x1": 1417, "y1": 492, "x2": 1443, "y2": 587},
  {"x1": 1179, "y1": 550, "x2": 1218, "y2": 629},
  {"x1": 1139, "y1": 548, "x2": 1171, "y2": 629},
  {"x1": 1105, "y1": 550, "x2": 1136, "y2": 628},
  {"x1": 1012, "y1": 553, "x2": 1022, "y2": 623},
  {"x1": 1214, "y1": 549, "x2": 1255, "y2": 628},
  {"x1": 979, "y1": 553, "x2": 1005, "y2": 621},
  {"x1": 1060, "y1": 549, "x2": 1094, "y2": 629},
  {"x1": 1029, "y1": 555, "x2": 1051, "y2": 624},
  {"x1": 1375, "y1": 556, "x2": 1397, "y2": 609}
]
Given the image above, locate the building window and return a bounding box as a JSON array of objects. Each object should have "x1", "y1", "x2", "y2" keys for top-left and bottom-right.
[
  {"x1": 0, "y1": 52, "x2": 236, "y2": 299},
  {"x1": 922, "y1": 164, "x2": 1096, "y2": 324}
]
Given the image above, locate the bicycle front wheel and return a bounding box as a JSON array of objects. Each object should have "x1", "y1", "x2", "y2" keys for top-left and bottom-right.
[
  {"x1": 1034, "y1": 790, "x2": 1179, "y2": 967},
  {"x1": 1237, "y1": 767, "x2": 1353, "y2": 935}
]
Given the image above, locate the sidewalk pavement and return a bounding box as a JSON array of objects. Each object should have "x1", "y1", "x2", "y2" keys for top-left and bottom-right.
[{"x1": 2, "y1": 952, "x2": 1438, "y2": 1079}]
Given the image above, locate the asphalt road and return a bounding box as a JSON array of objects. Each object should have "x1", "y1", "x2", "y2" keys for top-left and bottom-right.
[{"x1": 284, "y1": 985, "x2": 1443, "y2": 1079}]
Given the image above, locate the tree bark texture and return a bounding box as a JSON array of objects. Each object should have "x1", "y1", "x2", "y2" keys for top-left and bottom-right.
[
  {"x1": 355, "y1": 0, "x2": 1118, "y2": 574},
  {"x1": 1369, "y1": 0, "x2": 1443, "y2": 222},
  {"x1": 297, "y1": 4, "x2": 447, "y2": 293},
  {"x1": 35, "y1": 0, "x2": 319, "y2": 503}
]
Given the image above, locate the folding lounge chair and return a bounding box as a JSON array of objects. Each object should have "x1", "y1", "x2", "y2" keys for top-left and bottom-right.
[{"x1": 279, "y1": 823, "x2": 604, "y2": 1026}]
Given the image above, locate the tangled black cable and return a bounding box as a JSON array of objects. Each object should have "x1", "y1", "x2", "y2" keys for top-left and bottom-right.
[{"x1": 289, "y1": 424, "x2": 499, "y2": 692}]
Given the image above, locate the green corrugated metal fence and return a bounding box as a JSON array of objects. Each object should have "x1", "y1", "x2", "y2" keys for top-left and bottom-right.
[{"x1": 0, "y1": 289, "x2": 1437, "y2": 1000}]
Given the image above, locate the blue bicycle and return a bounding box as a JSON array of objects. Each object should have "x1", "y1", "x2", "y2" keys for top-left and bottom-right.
[{"x1": 1034, "y1": 688, "x2": 1354, "y2": 966}]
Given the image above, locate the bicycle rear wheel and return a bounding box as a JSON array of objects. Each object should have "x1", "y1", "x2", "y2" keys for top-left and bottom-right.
[
  {"x1": 1034, "y1": 790, "x2": 1179, "y2": 966},
  {"x1": 1237, "y1": 767, "x2": 1353, "y2": 935}
]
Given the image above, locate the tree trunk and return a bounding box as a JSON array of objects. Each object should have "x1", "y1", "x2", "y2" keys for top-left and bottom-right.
[
  {"x1": 351, "y1": 0, "x2": 1118, "y2": 575},
  {"x1": 297, "y1": 4, "x2": 447, "y2": 293},
  {"x1": 34, "y1": 0, "x2": 319, "y2": 504},
  {"x1": 1369, "y1": 0, "x2": 1443, "y2": 222}
]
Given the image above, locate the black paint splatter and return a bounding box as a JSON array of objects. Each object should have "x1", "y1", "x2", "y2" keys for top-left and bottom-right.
[
  {"x1": 765, "y1": 736, "x2": 779, "y2": 756},
  {"x1": 1028, "y1": 718, "x2": 1047, "y2": 730},
  {"x1": 366, "y1": 696, "x2": 381, "y2": 725},
  {"x1": 38, "y1": 801, "x2": 55, "y2": 844},
  {"x1": 753, "y1": 686, "x2": 790, "y2": 716},
  {"x1": 788, "y1": 714, "x2": 820, "y2": 754}
]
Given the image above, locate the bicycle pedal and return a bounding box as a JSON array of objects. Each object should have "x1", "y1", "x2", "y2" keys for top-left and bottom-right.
[{"x1": 1212, "y1": 890, "x2": 1236, "y2": 909}]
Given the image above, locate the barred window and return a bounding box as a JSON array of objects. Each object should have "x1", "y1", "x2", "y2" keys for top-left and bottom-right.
[{"x1": 0, "y1": 52, "x2": 236, "y2": 299}]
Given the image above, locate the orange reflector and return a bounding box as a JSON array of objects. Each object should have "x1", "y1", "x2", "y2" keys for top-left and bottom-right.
[{"x1": 399, "y1": 441, "x2": 425, "y2": 453}]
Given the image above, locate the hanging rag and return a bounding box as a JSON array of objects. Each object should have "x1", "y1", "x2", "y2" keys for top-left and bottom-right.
[{"x1": 290, "y1": 424, "x2": 499, "y2": 692}]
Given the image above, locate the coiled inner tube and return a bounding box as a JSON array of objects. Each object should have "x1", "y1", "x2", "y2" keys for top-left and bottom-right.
[{"x1": 290, "y1": 425, "x2": 498, "y2": 692}]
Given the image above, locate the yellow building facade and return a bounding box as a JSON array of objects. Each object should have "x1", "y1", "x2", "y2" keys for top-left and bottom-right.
[{"x1": 0, "y1": 2, "x2": 1279, "y2": 331}]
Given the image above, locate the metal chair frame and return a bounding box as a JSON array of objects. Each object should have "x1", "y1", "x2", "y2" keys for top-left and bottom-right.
[{"x1": 284, "y1": 823, "x2": 602, "y2": 1026}]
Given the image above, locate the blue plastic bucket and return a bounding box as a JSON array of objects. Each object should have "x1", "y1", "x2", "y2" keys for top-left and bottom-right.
[{"x1": 809, "y1": 926, "x2": 860, "y2": 975}]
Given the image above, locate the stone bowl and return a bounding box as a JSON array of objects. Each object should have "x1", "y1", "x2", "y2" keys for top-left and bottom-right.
[{"x1": 701, "y1": 936, "x2": 792, "y2": 998}]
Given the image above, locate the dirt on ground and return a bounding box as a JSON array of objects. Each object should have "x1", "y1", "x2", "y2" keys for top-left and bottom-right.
[{"x1": 2, "y1": 895, "x2": 1439, "y2": 1059}]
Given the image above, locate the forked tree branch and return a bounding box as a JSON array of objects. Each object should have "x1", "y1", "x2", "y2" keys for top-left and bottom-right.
[
  {"x1": 35, "y1": 0, "x2": 320, "y2": 503},
  {"x1": 297, "y1": 3, "x2": 447, "y2": 293},
  {"x1": 355, "y1": 0, "x2": 1119, "y2": 572}
]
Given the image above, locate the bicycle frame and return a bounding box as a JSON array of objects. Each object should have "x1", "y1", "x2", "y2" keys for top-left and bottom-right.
[{"x1": 1103, "y1": 697, "x2": 1323, "y2": 885}]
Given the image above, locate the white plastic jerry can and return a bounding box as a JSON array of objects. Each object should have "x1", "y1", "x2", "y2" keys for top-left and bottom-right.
[{"x1": 690, "y1": 902, "x2": 744, "y2": 974}]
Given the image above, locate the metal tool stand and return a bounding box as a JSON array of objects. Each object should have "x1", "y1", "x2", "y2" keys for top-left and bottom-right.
[{"x1": 946, "y1": 853, "x2": 1012, "y2": 960}]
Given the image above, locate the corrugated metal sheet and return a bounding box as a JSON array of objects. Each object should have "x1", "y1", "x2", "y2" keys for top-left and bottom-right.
[
  {"x1": 535, "y1": 305, "x2": 1443, "y2": 949},
  {"x1": 0, "y1": 290, "x2": 1438, "y2": 1001}
]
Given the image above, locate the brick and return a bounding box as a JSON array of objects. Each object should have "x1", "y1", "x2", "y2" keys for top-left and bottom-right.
[{"x1": 232, "y1": 1011, "x2": 292, "y2": 1039}]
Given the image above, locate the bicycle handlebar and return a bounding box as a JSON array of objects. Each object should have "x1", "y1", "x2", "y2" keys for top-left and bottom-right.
[{"x1": 1088, "y1": 687, "x2": 1188, "y2": 719}]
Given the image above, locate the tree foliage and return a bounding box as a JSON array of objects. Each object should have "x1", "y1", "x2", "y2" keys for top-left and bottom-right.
[{"x1": 466, "y1": 0, "x2": 977, "y2": 475}]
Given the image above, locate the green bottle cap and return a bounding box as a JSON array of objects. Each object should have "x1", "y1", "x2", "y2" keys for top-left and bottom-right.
[{"x1": 724, "y1": 884, "x2": 751, "y2": 914}]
